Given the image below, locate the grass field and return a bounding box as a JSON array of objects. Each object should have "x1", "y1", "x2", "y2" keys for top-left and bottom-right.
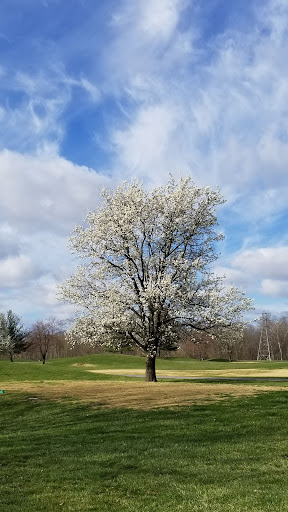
[
  {"x1": 1, "y1": 354, "x2": 288, "y2": 511},
  {"x1": 2, "y1": 352, "x2": 288, "y2": 381}
]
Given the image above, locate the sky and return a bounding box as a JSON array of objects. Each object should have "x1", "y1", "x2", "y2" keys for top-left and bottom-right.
[{"x1": 0, "y1": 0, "x2": 288, "y2": 326}]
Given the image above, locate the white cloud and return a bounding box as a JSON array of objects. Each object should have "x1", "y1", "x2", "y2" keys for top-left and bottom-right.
[
  {"x1": 0, "y1": 70, "x2": 69, "y2": 152},
  {"x1": 0, "y1": 224, "x2": 20, "y2": 259},
  {"x1": 138, "y1": 0, "x2": 186, "y2": 41},
  {"x1": 0, "y1": 255, "x2": 35, "y2": 287},
  {"x1": 28, "y1": 275, "x2": 77, "y2": 319},
  {"x1": 216, "y1": 246, "x2": 288, "y2": 305},
  {"x1": 0, "y1": 149, "x2": 112, "y2": 322},
  {"x1": 0, "y1": 274, "x2": 77, "y2": 324},
  {"x1": 261, "y1": 279, "x2": 288, "y2": 297},
  {"x1": 232, "y1": 247, "x2": 288, "y2": 281},
  {"x1": 0, "y1": 149, "x2": 110, "y2": 234},
  {"x1": 111, "y1": 0, "x2": 186, "y2": 41},
  {"x1": 112, "y1": 103, "x2": 182, "y2": 180},
  {"x1": 105, "y1": 0, "x2": 193, "y2": 95},
  {"x1": 0, "y1": 66, "x2": 101, "y2": 154},
  {"x1": 103, "y1": 0, "x2": 288, "y2": 223}
]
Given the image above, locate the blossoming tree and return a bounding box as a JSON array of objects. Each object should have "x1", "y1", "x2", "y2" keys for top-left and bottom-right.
[
  {"x1": 60, "y1": 177, "x2": 253, "y2": 381},
  {"x1": 0, "y1": 310, "x2": 29, "y2": 362}
]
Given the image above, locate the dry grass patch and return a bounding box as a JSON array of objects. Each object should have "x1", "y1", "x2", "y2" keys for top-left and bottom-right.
[
  {"x1": 73, "y1": 363, "x2": 98, "y2": 367},
  {"x1": 2, "y1": 380, "x2": 286, "y2": 409},
  {"x1": 88, "y1": 368, "x2": 288, "y2": 378}
]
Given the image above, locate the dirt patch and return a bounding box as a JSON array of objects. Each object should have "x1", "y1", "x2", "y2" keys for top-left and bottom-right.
[{"x1": 2, "y1": 380, "x2": 286, "y2": 410}]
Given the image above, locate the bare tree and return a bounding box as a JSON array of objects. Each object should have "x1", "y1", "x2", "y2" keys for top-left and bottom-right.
[{"x1": 29, "y1": 318, "x2": 63, "y2": 364}]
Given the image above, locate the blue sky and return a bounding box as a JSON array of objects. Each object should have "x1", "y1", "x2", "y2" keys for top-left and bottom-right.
[{"x1": 0, "y1": 0, "x2": 288, "y2": 325}]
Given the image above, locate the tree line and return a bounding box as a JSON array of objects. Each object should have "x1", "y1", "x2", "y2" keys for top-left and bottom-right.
[
  {"x1": 1, "y1": 308, "x2": 287, "y2": 363},
  {"x1": 0, "y1": 312, "x2": 66, "y2": 363},
  {"x1": 179, "y1": 312, "x2": 288, "y2": 361}
]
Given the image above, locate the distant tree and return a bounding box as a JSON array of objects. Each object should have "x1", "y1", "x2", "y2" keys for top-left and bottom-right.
[
  {"x1": 0, "y1": 310, "x2": 29, "y2": 362},
  {"x1": 60, "y1": 177, "x2": 253, "y2": 381},
  {"x1": 263, "y1": 313, "x2": 288, "y2": 361},
  {"x1": 215, "y1": 325, "x2": 244, "y2": 361},
  {"x1": 28, "y1": 318, "x2": 63, "y2": 364}
]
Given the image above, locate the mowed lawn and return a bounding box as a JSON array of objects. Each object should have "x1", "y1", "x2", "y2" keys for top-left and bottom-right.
[
  {"x1": 1, "y1": 355, "x2": 288, "y2": 511},
  {"x1": 3, "y1": 352, "x2": 288, "y2": 381}
]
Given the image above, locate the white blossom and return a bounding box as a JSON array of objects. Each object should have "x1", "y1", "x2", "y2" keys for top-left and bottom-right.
[
  {"x1": 59, "y1": 176, "x2": 253, "y2": 380},
  {"x1": 0, "y1": 313, "x2": 11, "y2": 351}
]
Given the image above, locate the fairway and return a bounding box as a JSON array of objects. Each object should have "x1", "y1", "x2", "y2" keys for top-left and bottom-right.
[
  {"x1": 2, "y1": 354, "x2": 288, "y2": 408},
  {"x1": 2, "y1": 354, "x2": 288, "y2": 511}
]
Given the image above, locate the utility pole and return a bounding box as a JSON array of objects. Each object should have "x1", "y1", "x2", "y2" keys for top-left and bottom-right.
[{"x1": 257, "y1": 312, "x2": 272, "y2": 361}]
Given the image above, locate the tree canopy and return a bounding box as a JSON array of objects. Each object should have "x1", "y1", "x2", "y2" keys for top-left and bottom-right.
[
  {"x1": 0, "y1": 310, "x2": 29, "y2": 362},
  {"x1": 60, "y1": 177, "x2": 253, "y2": 381}
]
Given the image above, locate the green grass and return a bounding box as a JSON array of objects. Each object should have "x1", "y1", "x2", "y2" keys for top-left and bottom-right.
[
  {"x1": 0, "y1": 354, "x2": 140, "y2": 382},
  {"x1": 1, "y1": 391, "x2": 288, "y2": 511},
  {"x1": 2, "y1": 354, "x2": 288, "y2": 510},
  {"x1": 2, "y1": 352, "x2": 288, "y2": 383}
]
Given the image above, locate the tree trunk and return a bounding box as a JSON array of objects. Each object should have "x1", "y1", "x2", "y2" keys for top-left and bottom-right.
[
  {"x1": 10, "y1": 353, "x2": 14, "y2": 362},
  {"x1": 145, "y1": 353, "x2": 157, "y2": 382},
  {"x1": 42, "y1": 353, "x2": 46, "y2": 364}
]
